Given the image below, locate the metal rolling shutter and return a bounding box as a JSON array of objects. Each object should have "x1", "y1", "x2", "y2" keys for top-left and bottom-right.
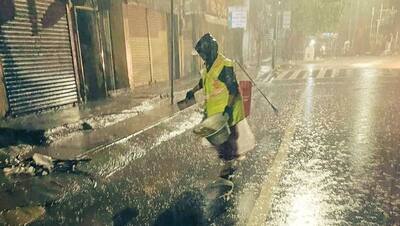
[
  {"x1": 0, "y1": 0, "x2": 78, "y2": 116},
  {"x1": 148, "y1": 10, "x2": 169, "y2": 83},
  {"x1": 126, "y1": 5, "x2": 151, "y2": 87}
]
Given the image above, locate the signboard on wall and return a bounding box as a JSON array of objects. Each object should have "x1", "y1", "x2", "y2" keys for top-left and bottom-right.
[{"x1": 228, "y1": 6, "x2": 247, "y2": 29}]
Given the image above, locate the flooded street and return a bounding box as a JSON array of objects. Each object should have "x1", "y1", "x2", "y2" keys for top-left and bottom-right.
[
  {"x1": 1, "y1": 57, "x2": 398, "y2": 225},
  {"x1": 1, "y1": 0, "x2": 400, "y2": 224},
  {"x1": 264, "y1": 65, "x2": 400, "y2": 225}
]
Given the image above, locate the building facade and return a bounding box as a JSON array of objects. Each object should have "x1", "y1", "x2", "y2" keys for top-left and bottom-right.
[{"x1": 0, "y1": 0, "x2": 251, "y2": 118}]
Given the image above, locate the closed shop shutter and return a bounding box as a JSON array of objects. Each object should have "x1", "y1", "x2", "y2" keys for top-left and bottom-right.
[
  {"x1": 126, "y1": 5, "x2": 151, "y2": 87},
  {"x1": 148, "y1": 10, "x2": 169, "y2": 83},
  {"x1": 0, "y1": 0, "x2": 79, "y2": 116}
]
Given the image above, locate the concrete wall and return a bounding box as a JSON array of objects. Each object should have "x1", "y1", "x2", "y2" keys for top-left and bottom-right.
[
  {"x1": 110, "y1": 0, "x2": 130, "y2": 89},
  {"x1": 0, "y1": 59, "x2": 8, "y2": 117}
]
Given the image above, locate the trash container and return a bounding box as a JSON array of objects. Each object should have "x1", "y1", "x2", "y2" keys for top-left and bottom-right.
[{"x1": 239, "y1": 80, "x2": 252, "y2": 117}]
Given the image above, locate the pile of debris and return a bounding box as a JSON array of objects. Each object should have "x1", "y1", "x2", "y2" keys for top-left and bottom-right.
[{"x1": 2, "y1": 152, "x2": 91, "y2": 177}]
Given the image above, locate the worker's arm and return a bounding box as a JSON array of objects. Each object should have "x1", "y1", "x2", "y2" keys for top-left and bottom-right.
[
  {"x1": 186, "y1": 79, "x2": 203, "y2": 99},
  {"x1": 219, "y1": 66, "x2": 240, "y2": 119},
  {"x1": 193, "y1": 78, "x2": 203, "y2": 93},
  {"x1": 220, "y1": 66, "x2": 240, "y2": 104}
]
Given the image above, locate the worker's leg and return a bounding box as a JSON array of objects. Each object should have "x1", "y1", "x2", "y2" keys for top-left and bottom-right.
[
  {"x1": 215, "y1": 126, "x2": 239, "y2": 161},
  {"x1": 215, "y1": 126, "x2": 240, "y2": 179}
]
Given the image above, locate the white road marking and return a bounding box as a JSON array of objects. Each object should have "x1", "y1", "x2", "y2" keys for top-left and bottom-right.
[
  {"x1": 246, "y1": 91, "x2": 306, "y2": 226},
  {"x1": 289, "y1": 70, "x2": 302, "y2": 80}
]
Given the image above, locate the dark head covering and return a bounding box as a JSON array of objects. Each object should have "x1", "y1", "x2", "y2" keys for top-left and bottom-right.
[{"x1": 195, "y1": 33, "x2": 219, "y2": 68}]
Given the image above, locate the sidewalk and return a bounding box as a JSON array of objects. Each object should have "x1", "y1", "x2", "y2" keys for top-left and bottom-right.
[{"x1": 0, "y1": 76, "x2": 199, "y2": 156}]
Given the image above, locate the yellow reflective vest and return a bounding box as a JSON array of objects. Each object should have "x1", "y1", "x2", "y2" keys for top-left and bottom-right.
[{"x1": 202, "y1": 54, "x2": 245, "y2": 127}]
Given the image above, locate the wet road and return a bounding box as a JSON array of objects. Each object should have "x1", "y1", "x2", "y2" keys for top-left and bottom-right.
[{"x1": 2, "y1": 57, "x2": 400, "y2": 225}]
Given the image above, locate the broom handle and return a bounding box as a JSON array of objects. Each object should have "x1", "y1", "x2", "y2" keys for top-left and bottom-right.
[{"x1": 235, "y1": 61, "x2": 279, "y2": 114}]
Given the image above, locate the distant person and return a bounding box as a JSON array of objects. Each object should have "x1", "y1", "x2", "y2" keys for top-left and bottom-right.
[
  {"x1": 343, "y1": 40, "x2": 351, "y2": 56},
  {"x1": 320, "y1": 45, "x2": 327, "y2": 57}
]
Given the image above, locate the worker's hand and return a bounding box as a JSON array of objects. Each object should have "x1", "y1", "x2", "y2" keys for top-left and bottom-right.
[
  {"x1": 186, "y1": 90, "x2": 195, "y2": 100},
  {"x1": 223, "y1": 106, "x2": 233, "y2": 121}
]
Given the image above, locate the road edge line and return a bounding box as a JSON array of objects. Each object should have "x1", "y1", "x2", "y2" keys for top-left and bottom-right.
[{"x1": 245, "y1": 91, "x2": 305, "y2": 226}]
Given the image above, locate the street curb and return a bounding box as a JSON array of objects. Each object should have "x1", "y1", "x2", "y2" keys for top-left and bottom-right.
[
  {"x1": 82, "y1": 102, "x2": 201, "y2": 158},
  {"x1": 43, "y1": 95, "x2": 168, "y2": 143},
  {"x1": 0, "y1": 89, "x2": 190, "y2": 150}
]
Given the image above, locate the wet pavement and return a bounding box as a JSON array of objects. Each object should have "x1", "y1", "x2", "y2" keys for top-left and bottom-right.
[
  {"x1": 0, "y1": 76, "x2": 197, "y2": 148},
  {"x1": 1, "y1": 57, "x2": 400, "y2": 225}
]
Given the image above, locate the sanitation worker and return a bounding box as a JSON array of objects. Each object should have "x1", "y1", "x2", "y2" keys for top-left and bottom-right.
[{"x1": 186, "y1": 33, "x2": 253, "y2": 180}]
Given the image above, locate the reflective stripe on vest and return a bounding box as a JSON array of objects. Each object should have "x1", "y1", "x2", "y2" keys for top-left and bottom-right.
[{"x1": 202, "y1": 54, "x2": 245, "y2": 126}]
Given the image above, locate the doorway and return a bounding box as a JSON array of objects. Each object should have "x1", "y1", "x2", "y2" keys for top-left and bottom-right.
[{"x1": 74, "y1": 7, "x2": 107, "y2": 101}]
